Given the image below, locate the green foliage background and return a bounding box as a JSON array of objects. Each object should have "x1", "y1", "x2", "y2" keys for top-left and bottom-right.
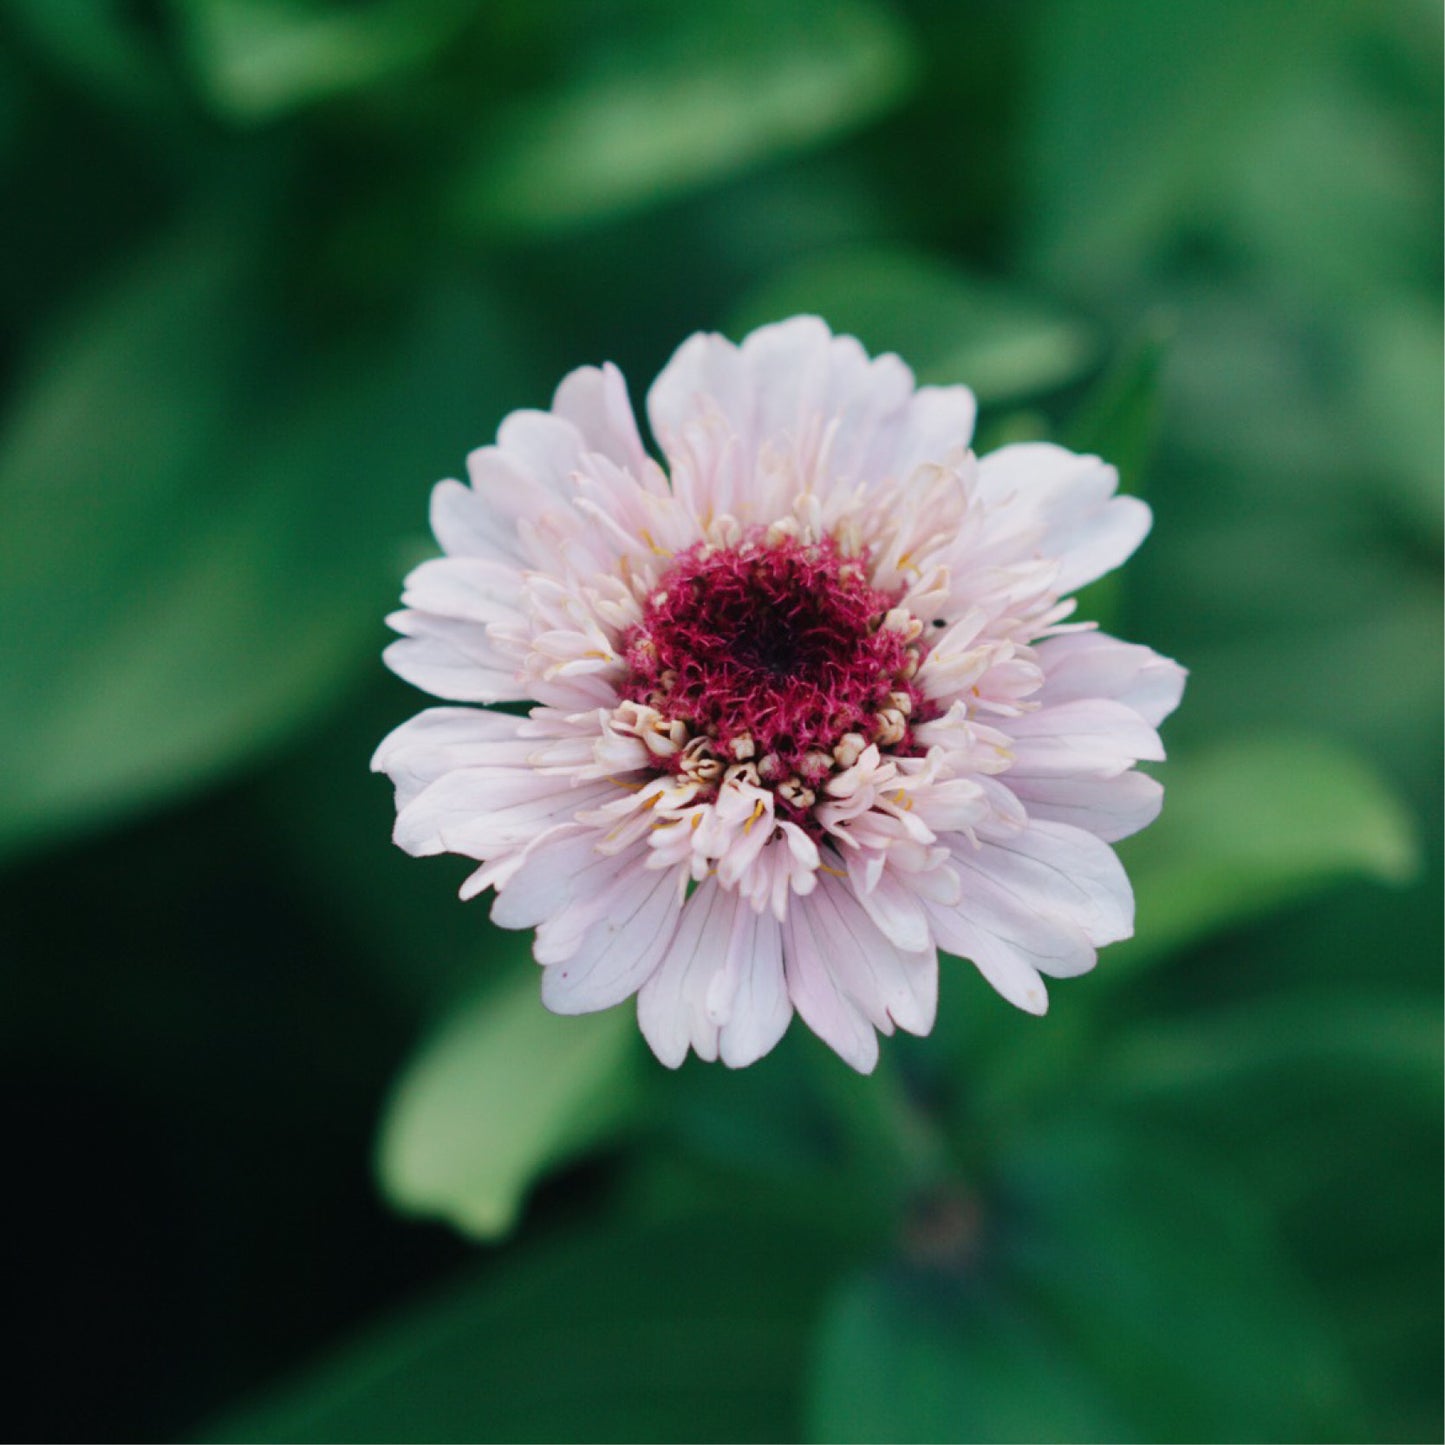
[{"x1": 1, "y1": 2, "x2": 1439, "y2": 1441}]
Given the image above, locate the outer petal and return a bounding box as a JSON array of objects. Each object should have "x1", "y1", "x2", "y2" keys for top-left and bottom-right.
[
  {"x1": 1009, "y1": 770, "x2": 1164, "y2": 842},
  {"x1": 393, "y1": 770, "x2": 616, "y2": 860},
  {"x1": 371, "y1": 706, "x2": 535, "y2": 810},
  {"x1": 1006, "y1": 699, "x2": 1165, "y2": 779},
  {"x1": 647, "y1": 317, "x2": 925, "y2": 493},
  {"x1": 551, "y1": 361, "x2": 653, "y2": 478},
  {"x1": 964, "y1": 819, "x2": 1134, "y2": 948},
  {"x1": 783, "y1": 871, "x2": 937, "y2": 1073},
  {"x1": 975, "y1": 442, "x2": 1152, "y2": 594},
  {"x1": 637, "y1": 881, "x2": 791, "y2": 1068},
  {"x1": 1034, "y1": 632, "x2": 1187, "y2": 727},
  {"x1": 539, "y1": 863, "x2": 685, "y2": 1015}
]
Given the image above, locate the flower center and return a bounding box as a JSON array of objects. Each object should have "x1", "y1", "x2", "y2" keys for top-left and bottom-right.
[{"x1": 618, "y1": 532, "x2": 930, "y2": 812}]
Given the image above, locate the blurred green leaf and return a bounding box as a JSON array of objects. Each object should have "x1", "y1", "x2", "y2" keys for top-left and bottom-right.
[
  {"x1": 999, "y1": 1122, "x2": 1358, "y2": 1440},
  {"x1": 1064, "y1": 317, "x2": 1171, "y2": 630},
  {"x1": 808, "y1": 1269, "x2": 1129, "y2": 1443},
  {"x1": 1100, "y1": 989, "x2": 1442, "y2": 1103},
  {"x1": 171, "y1": 0, "x2": 475, "y2": 121},
  {"x1": 733, "y1": 247, "x2": 1098, "y2": 405},
  {"x1": 809, "y1": 1118, "x2": 1355, "y2": 1443},
  {"x1": 205, "y1": 1213, "x2": 855, "y2": 1443},
  {"x1": 377, "y1": 963, "x2": 643, "y2": 1240},
  {"x1": 1111, "y1": 736, "x2": 1417, "y2": 977},
  {"x1": 0, "y1": 207, "x2": 526, "y2": 860},
  {"x1": 1355, "y1": 304, "x2": 1445, "y2": 538},
  {"x1": 5, "y1": 0, "x2": 176, "y2": 111},
  {"x1": 455, "y1": 0, "x2": 917, "y2": 234},
  {"x1": 1064, "y1": 315, "x2": 1172, "y2": 492},
  {"x1": 1022, "y1": 0, "x2": 1340, "y2": 291}
]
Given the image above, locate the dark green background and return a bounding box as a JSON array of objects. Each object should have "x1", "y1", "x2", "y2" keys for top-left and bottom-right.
[{"x1": 1, "y1": 2, "x2": 1439, "y2": 1441}]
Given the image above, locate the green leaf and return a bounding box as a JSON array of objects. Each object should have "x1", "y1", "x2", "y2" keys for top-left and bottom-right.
[
  {"x1": 733, "y1": 247, "x2": 1098, "y2": 405},
  {"x1": 808, "y1": 1269, "x2": 1130, "y2": 1443},
  {"x1": 204, "y1": 1214, "x2": 854, "y2": 1443},
  {"x1": 1354, "y1": 304, "x2": 1445, "y2": 538},
  {"x1": 1064, "y1": 315, "x2": 1173, "y2": 493},
  {"x1": 1110, "y1": 736, "x2": 1418, "y2": 977},
  {"x1": 377, "y1": 961, "x2": 644, "y2": 1240},
  {"x1": 1099, "y1": 989, "x2": 1442, "y2": 1104},
  {"x1": 171, "y1": 0, "x2": 475, "y2": 121},
  {"x1": 0, "y1": 207, "x2": 528, "y2": 860},
  {"x1": 1021, "y1": 0, "x2": 1341, "y2": 291},
  {"x1": 998, "y1": 1121, "x2": 1360, "y2": 1441},
  {"x1": 5, "y1": 0, "x2": 177, "y2": 111},
  {"x1": 454, "y1": 0, "x2": 917, "y2": 234}
]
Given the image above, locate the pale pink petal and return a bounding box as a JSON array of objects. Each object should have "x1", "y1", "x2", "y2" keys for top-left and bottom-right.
[
  {"x1": 371, "y1": 706, "x2": 533, "y2": 810},
  {"x1": 637, "y1": 882, "x2": 791, "y2": 1068},
  {"x1": 1009, "y1": 770, "x2": 1164, "y2": 842},
  {"x1": 490, "y1": 829, "x2": 627, "y2": 930},
  {"x1": 393, "y1": 771, "x2": 616, "y2": 859},
  {"x1": 551, "y1": 362, "x2": 652, "y2": 474},
  {"x1": 1007, "y1": 699, "x2": 1165, "y2": 779},
  {"x1": 718, "y1": 906, "x2": 791, "y2": 1067},
  {"x1": 540, "y1": 863, "x2": 684, "y2": 1014},
  {"x1": 802, "y1": 872, "x2": 938, "y2": 1037},
  {"x1": 783, "y1": 894, "x2": 880, "y2": 1074},
  {"x1": 927, "y1": 908, "x2": 1051, "y2": 1015},
  {"x1": 975, "y1": 442, "x2": 1152, "y2": 593},
  {"x1": 382, "y1": 624, "x2": 526, "y2": 703},
  {"x1": 967, "y1": 819, "x2": 1134, "y2": 947},
  {"x1": 1034, "y1": 632, "x2": 1187, "y2": 726},
  {"x1": 931, "y1": 855, "x2": 1098, "y2": 979}
]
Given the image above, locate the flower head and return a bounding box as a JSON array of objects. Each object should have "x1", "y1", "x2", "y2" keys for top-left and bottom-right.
[{"x1": 373, "y1": 317, "x2": 1185, "y2": 1072}]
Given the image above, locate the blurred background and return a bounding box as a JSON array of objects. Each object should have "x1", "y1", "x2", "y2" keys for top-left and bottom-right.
[{"x1": 1, "y1": 1, "x2": 1440, "y2": 1441}]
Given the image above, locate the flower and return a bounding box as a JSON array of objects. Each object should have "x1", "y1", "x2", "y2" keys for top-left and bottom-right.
[{"x1": 373, "y1": 317, "x2": 1185, "y2": 1072}]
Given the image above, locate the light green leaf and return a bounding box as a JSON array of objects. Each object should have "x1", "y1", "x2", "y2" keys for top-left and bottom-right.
[
  {"x1": 171, "y1": 0, "x2": 474, "y2": 121},
  {"x1": 0, "y1": 208, "x2": 525, "y2": 860},
  {"x1": 203, "y1": 1214, "x2": 853, "y2": 1442},
  {"x1": 1111, "y1": 736, "x2": 1417, "y2": 977},
  {"x1": 733, "y1": 247, "x2": 1098, "y2": 405},
  {"x1": 377, "y1": 962, "x2": 643, "y2": 1240},
  {"x1": 1355, "y1": 304, "x2": 1444, "y2": 538},
  {"x1": 455, "y1": 0, "x2": 917, "y2": 234}
]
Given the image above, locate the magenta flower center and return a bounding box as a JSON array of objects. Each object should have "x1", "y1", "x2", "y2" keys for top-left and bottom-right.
[{"x1": 620, "y1": 533, "x2": 931, "y2": 809}]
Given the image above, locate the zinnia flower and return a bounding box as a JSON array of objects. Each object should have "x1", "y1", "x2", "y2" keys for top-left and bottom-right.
[{"x1": 373, "y1": 317, "x2": 1185, "y2": 1072}]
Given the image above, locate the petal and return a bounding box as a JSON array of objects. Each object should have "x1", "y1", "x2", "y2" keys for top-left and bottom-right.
[
  {"x1": 636, "y1": 882, "x2": 792, "y2": 1069},
  {"x1": 796, "y1": 872, "x2": 938, "y2": 1039},
  {"x1": 881, "y1": 384, "x2": 978, "y2": 480},
  {"x1": 1006, "y1": 699, "x2": 1165, "y2": 779},
  {"x1": 931, "y1": 854, "x2": 1098, "y2": 979},
  {"x1": 975, "y1": 442, "x2": 1152, "y2": 593},
  {"x1": 1009, "y1": 770, "x2": 1164, "y2": 843},
  {"x1": 490, "y1": 828, "x2": 627, "y2": 930},
  {"x1": 930, "y1": 908, "x2": 1051, "y2": 1015},
  {"x1": 783, "y1": 894, "x2": 880, "y2": 1074},
  {"x1": 551, "y1": 361, "x2": 652, "y2": 476},
  {"x1": 718, "y1": 905, "x2": 791, "y2": 1068},
  {"x1": 371, "y1": 706, "x2": 533, "y2": 810},
  {"x1": 382, "y1": 623, "x2": 527, "y2": 703},
  {"x1": 394, "y1": 770, "x2": 616, "y2": 859},
  {"x1": 1034, "y1": 632, "x2": 1188, "y2": 727},
  {"x1": 540, "y1": 863, "x2": 685, "y2": 1015},
  {"x1": 965, "y1": 819, "x2": 1134, "y2": 947}
]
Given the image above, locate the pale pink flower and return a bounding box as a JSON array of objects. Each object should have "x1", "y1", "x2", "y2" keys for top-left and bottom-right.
[{"x1": 373, "y1": 317, "x2": 1185, "y2": 1072}]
